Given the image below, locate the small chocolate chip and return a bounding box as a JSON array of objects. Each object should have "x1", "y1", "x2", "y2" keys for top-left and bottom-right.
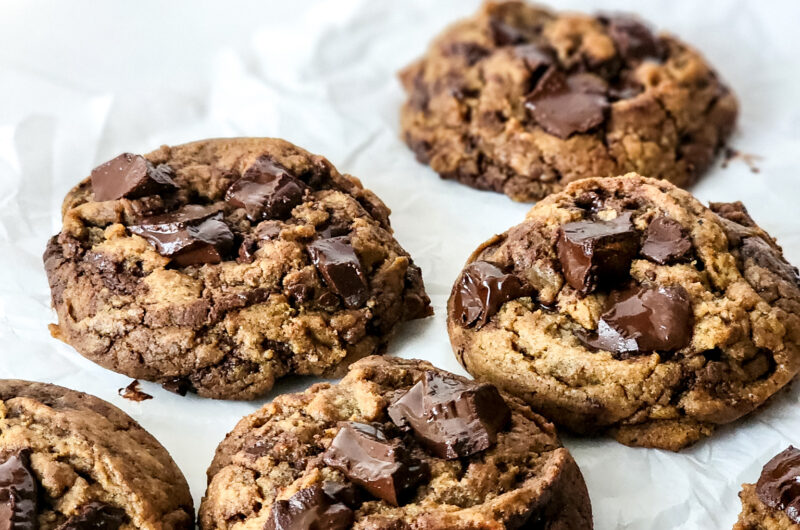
[
  {"x1": 225, "y1": 156, "x2": 307, "y2": 221},
  {"x1": 0, "y1": 450, "x2": 37, "y2": 530},
  {"x1": 322, "y1": 422, "x2": 428, "y2": 507},
  {"x1": 557, "y1": 212, "x2": 640, "y2": 295},
  {"x1": 91, "y1": 153, "x2": 179, "y2": 202},
  {"x1": 605, "y1": 16, "x2": 661, "y2": 61},
  {"x1": 317, "y1": 220, "x2": 350, "y2": 239},
  {"x1": 387, "y1": 371, "x2": 510, "y2": 459},
  {"x1": 307, "y1": 237, "x2": 368, "y2": 309},
  {"x1": 287, "y1": 283, "x2": 314, "y2": 304},
  {"x1": 237, "y1": 221, "x2": 283, "y2": 263},
  {"x1": 56, "y1": 502, "x2": 126, "y2": 530},
  {"x1": 129, "y1": 205, "x2": 234, "y2": 267},
  {"x1": 265, "y1": 483, "x2": 354, "y2": 530},
  {"x1": 756, "y1": 446, "x2": 800, "y2": 524},
  {"x1": 453, "y1": 261, "x2": 532, "y2": 329},
  {"x1": 641, "y1": 216, "x2": 692, "y2": 265},
  {"x1": 578, "y1": 284, "x2": 693, "y2": 356},
  {"x1": 525, "y1": 69, "x2": 609, "y2": 139}
]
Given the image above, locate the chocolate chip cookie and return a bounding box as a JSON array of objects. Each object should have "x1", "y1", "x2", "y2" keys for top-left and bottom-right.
[
  {"x1": 199, "y1": 356, "x2": 593, "y2": 529},
  {"x1": 734, "y1": 446, "x2": 800, "y2": 529},
  {"x1": 448, "y1": 175, "x2": 800, "y2": 451},
  {"x1": 0, "y1": 379, "x2": 194, "y2": 529},
  {"x1": 400, "y1": 1, "x2": 737, "y2": 201},
  {"x1": 44, "y1": 138, "x2": 432, "y2": 400}
]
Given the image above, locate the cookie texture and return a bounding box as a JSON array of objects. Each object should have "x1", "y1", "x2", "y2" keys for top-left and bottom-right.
[
  {"x1": 400, "y1": 1, "x2": 738, "y2": 201},
  {"x1": 447, "y1": 175, "x2": 800, "y2": 450},
  {"x1": 0, "y1": 379, "x2": 194, "y2": 529},
  {"x1": 44, "y1": 138, "x2": 432, "y2": 400},
  {"x1": 199, "y1": 356, "x2": 593, "y2": 529},
  {"x1": 735, "y1": 446, "x2": 800, "y2": 530}
]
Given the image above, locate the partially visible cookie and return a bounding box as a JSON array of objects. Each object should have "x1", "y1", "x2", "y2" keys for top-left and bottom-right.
[
  {"x1": 0, "y1": 379, "x2": 194, "y2": 529},
  {"x1": 447, "y1": 175, "x2": 800, "y2": 450},
  {"x1": 199, "y1": 356, "x2": 593, "y2": 529},
  {"x1": 735, "y1": 446, "x2": 800, "y2": 530},
  {"x1": 400, "y1": 1, "x2": 737, "y2": 201},
  {"x1": 44, "y1": 138, "x2": 432, "y2": 400}
]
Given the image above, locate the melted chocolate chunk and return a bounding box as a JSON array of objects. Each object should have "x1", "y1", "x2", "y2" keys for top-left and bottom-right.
[
  {"x1": 641, "y1": 216, "x2": 692, "y2": 265},
  {"x1": 91, "y1": 153, "x2": 178, "y2": 202},
  {"x1": 756, "y1": 446, "x2": 800, "y2": 523},
  {"x1": 56, "y1": 502, "x2": 126, "y2": 530},
  {"x1": 307, "y1": 237, "x2": 368, "y2": 309},
  {"x1": 453, "y1": 261, "x2": 531, "y2": 329},
  {"x1": 579, "y1": 285, "x2": 693, "y2": 356},
  {"x1": 524, "y1": 68, "x2": 609, "y2": 139},
  {"x1": 513, "y1": 44, "x2": 552, "y2": 83},
  {"x1": 557, "y1": 212, "x2": 640, "y2": 295},
  {"x1": 322, "y1": 422, "x2": 427, "y2": 506},
  {"x1": 605, "y1": 16, "x2": 661, "y2": 61},
  {"x1": 225, "y1": 156, "x2": 307, "y2": 221},
  {"x1": 0, "y1": 450, "x2": 37, "y2": 530},
  {"x1": 387, "y1": 371, "x2": 510, "y2": 459},
  {"x1": 265, "y1": 483, "x2": 354, "y2": 530},
  {"x1": 129, "y1": 205, "x2": 234, "y2": 267}
]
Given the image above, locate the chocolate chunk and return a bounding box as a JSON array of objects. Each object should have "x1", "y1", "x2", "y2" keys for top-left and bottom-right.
[
  {"x1": 56, "y1": 501, "x2": 126, "y2": 530},
  {"x1": 756, "y1": 446, "x2": 800, "y2": 523},
  {"x1": 453, "y1": 261, "x2": 531, "y2": 329},
  {"x1": 605, "y1": 16, "x2": 661, "y2": 61},
  {"x1": 307, "y1": 237, "x2": 368, "y2": 309},
  {"x1": 641, "y1": 216, "x2": 692, "y2": 265},
  {"x1": 118, "y1": 380, "x2": 153, "y2": 402},
  {"x1": 265, "y1": 483, "x2": 354, "y2": 530},
  {"x1": 525, "y1": 69, "x2": 609, "y2": 139},
  {"x1": 161, "y1": 378, "x2": 192, "y2": 396},
  {"x1": 237, "y1": 221, "x2": 283, "y2": 263},
  {"x1": 388, "y1": 371, "x2": 510, "y2": 459},
  {"x1": 91, "y1": 153, "x2": 178, "y2": 202},
  {"x1": 316, "y1": 220, "x2": 350, "y2": 239},
  {"x1": 322, "y1": 422, "x2": 427, "y2": 506},
  {"x1": 513, "y1": 44, "x2": 552, "y2": 83},
  {"x1": 740, "y1": 237, "x2": 800, "y2": 286},
  {"x1": 225, "y1": 156, "x2": 307, "y2": 221},
  {"x1": 579, "y1": 285, "x2": 693, "y2": 356},
  {"x1": 0, "y1": 450, "x2": 37, "y2": 530},
  {"x1": 129, "y1": 205, "x2": 234, "y2": 267},
  {"x1": 557, "y1": 212, "x2": 640, "y2": 294}
]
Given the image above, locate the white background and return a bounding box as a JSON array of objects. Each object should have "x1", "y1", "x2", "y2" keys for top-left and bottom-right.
[{"x1": 1, "y1": 1, "x2": 799, "y2": 527}]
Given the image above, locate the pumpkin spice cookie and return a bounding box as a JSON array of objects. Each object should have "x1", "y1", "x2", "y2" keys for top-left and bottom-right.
[
  {"x1": 735, "y1": 446, "x2": 800, "y2": 530},
  {"x1": 199, "y1": 356, "x2": 593, "y2": 529},
  {"x1": 447, "y1": 175, "x2": 800, "y2": 451},
  {"x1": 0, "y1": 379, "x2": 194, "y2": 529},
  {"x1": 44, "y1": 138, "x2": 431, "y2": 400},
  {"x1": 400, "y1": 1, "x2": 737, "y2": 201}
]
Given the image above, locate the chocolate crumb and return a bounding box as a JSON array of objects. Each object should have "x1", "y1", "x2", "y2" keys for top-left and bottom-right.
[{"x1": 119, "y1": 380, "x2": 153, "y2": 402}]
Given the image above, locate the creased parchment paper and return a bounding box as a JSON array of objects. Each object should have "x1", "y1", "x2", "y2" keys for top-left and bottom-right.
[{"x1": 1, "y1": 0, "x2": 799, "y2": 527}]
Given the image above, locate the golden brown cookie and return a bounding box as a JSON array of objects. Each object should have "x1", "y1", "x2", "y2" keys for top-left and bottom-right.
[
  {"x1": 447, "y1": 175, "x2": 800, "y2": 450},
  {"x1": 400, "y1": 1, "x2": 737, "y2": 201},
  {"x1": 44, "y1": 138, "x2": 432, "y2": 400}
]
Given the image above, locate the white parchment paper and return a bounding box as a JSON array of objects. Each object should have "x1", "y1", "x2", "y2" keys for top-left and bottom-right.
[{"x1": 1, "y1": 1, "x2": 800, "y2": 527}]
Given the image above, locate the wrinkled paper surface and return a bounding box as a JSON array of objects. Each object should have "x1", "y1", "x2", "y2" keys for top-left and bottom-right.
[{"x1": 1, "y1": 0, "x2": 800, "y2": 527}]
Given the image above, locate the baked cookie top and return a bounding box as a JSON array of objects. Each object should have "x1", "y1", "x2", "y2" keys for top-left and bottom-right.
[
  {"x1": 735, "y1": 446, "x2": 800, "y2": 530},
  {"x1": 400, "y1": 1, "x2": 737, "y2": 201},
  {"x1": 44, "y1": 138, "x2": 431, "y2": 400},
  {"x1": 199, "y1": 356, "x2": 593, "y2": 529},
  {"x1": 0, "y1": 379, "x2": 194, "y2": 529},
  {"x1": 447, "y1": 175, "x2": 800, "y2": 450}
]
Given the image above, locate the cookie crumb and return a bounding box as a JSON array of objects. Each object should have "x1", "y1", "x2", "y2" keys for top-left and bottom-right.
[
  {"x1": 119, "y1": 380, "x2": 153, "y2": 402},
  {"x1": 722, "y1": 147, "x2": 761, "y2": 173}
]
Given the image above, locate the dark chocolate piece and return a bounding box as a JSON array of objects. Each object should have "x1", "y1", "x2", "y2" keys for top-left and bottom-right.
[
  {"x1": 322, "y1": 422, "x2": 427, "y2": 506},
  {"x1": 265, "y1": 483, "x2": 354, "y2": 530},
  {"x1": 557, "y1": 212, "x2": 640, "y2": 294},
  {"x1": 756, "y1": 446, "x2": 800, "y2": 524},
  {"x1": 129, "y1": 205, "x2": 234, "y2": 267},
  {"x1": 118, "y1": 380, "x2": 152, "y2": 402},
  {"x1": 91, "y1": 153, "x2": 178, "y2": 202},
  {"x1": 161, "y1": 378, "x2": 192, "y2": 396},
  {"x1": 388, "y1": 371, "x2": 510, "y2": 459},
  {"x1": 513, "y1": 44, "x2": 552, "y2": 82},
  {"x1": 641, "y1": 216, "x2": 692, "y2": 265},
  {"x1": 579, "y1": 284, "x2": 693, "y2": 355},
  {"x1": 453, "y1": 261, "x2": 531, "y2": 329},
  {"x1": 605, "y1": 16, "x2": 660, "y2": 61},
  {"x1": 225, "y1": 156, "x2": 307, "y2": 221},
  {"x1": 0, "y1": 450, "x2": 37, "y2": 530},
  {"x1": 307, "y1": 237, "x2": 368, "y2": 309},
  {"x1": 525, "y1": 68, "x2": 609, "y2": 139},
  {"x1": 56, "y1": 501, "x2": 126, "y2": 530}
]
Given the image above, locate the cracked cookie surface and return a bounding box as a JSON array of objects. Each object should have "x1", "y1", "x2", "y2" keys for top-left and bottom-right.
[
  {"x1": 44, "y1": 138, "x2": 431, "y2": 400},
  {"x1": 199, "y1": 356, "x2": 592, "y2": 529},
  {"x1": 400, "y1": 1, "x2": 737, "y2": 201},
  {"x1": 447, "y1": 175, "x2": 800, "y2": 450},
  {"x1": 0, "y1": 379, "x2": 194, "y2": 529}
]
